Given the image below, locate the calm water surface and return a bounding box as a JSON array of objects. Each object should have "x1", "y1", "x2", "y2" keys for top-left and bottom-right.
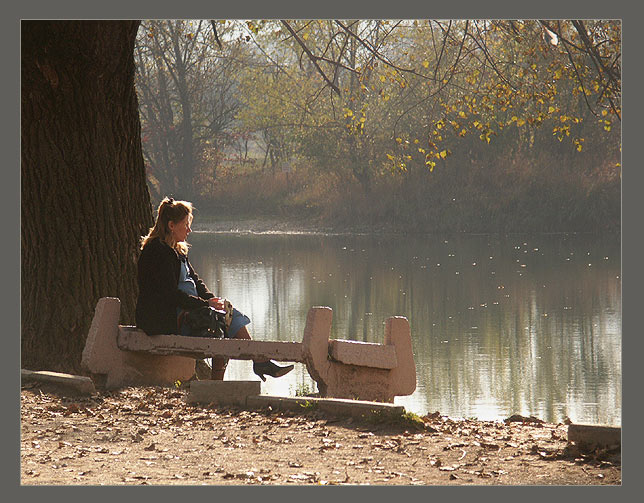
[{"x1": 188, "y1": 230, "x2": 621, "y2": 425}]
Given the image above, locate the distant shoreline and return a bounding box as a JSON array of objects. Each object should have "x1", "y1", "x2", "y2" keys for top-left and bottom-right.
[{"x1": 191, "y1": 215, "x2": 620, "y2": 239}]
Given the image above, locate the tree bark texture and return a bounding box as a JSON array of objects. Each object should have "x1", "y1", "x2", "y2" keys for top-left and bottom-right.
[{"x1": 21, "y1": 21, "x2": 153, "y2": 373}]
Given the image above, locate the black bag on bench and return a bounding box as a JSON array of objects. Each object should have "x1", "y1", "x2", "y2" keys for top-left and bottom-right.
[{"x1": 182, "y1": 307, "x2": 228, "y2": 339}]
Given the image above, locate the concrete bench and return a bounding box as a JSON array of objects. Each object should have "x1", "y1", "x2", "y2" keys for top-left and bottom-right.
[{"x1": 81, "y1": 297, "x2": 416, "y2": 402}]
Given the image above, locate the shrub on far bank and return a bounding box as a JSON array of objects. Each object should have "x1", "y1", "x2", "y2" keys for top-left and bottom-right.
[{"x1": 193, "y1": 152, "x2": 620, "y2": 235}]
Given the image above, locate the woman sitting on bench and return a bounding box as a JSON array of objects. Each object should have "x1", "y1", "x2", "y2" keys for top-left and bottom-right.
[{"x1": 135, "y1": 196, "x2": 293, "y2": 381}]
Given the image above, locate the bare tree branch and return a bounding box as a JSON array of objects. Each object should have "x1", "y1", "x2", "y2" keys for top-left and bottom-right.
[
  {"x1": 210, "y1": 20, "x2": 223, "y2": 50},
  {"x1": 539, "y1": 20, "x2": 621, "y2": 120},
  {"x1": 281, "y1": 20, "x2": 342, "y2": 95}
]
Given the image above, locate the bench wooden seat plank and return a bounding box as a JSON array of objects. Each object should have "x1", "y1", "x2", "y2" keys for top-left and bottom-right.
[{"x1": 118, "y1": 327, "x2": 305, "y2": 362}]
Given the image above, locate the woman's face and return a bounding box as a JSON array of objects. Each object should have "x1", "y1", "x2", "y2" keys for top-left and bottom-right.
[{"x1": 168, "y1": 214, "x2": 192, "y2": 243}]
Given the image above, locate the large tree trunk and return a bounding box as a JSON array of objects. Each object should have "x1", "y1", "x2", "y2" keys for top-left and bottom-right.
[{"x1": 21, "y1": 21, "x2": 153, "y2": 373}]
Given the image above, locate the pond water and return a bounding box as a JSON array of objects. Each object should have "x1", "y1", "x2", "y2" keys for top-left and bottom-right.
[{"x1": 187, "y1": 230, "x2": 621, "y2": 426}]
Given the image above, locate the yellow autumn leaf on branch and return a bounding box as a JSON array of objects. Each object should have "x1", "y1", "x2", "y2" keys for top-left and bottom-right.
[{"x1": 575, "y1": 139, "x2": 584, "y2": 152}]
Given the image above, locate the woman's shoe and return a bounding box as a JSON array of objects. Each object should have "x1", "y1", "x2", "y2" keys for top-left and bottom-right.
[{"x1": 253, "y1": 360, "x2": 295, "y2": 382}]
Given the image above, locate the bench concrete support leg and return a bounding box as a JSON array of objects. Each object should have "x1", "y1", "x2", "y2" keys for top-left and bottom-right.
[
  {"x1": 302, "y1": 307, "x2": 416, "y2": 403},
  {"x1": 325, "y1": 316, "x2": 416, "y2": 402},
  {"x1": 325, "y1": 361, "x2": 394, "y2": 402},
  {"x1": 81, "y1": 297, "x2": 195, "y2": 389},
  {"x1": 301, "y1": 307, "x2": 333, "y2": 397},
  {"x1": 384, "y1": 316, "x2": 416, "y2": 397}
]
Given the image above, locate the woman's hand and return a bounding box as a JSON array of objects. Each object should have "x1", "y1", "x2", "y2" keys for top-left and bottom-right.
[{"x1": 208, "y1": 297, "x2": 226, "y2": 310}]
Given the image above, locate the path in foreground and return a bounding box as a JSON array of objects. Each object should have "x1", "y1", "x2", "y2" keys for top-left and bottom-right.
[{"x1": 20, "y1": 386, "x2": 621, "y2": 486}]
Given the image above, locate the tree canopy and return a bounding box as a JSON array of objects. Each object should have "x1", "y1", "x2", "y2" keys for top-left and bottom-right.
[{"x1": 135, "y1": 19, "x2": 620, "y2": 199}]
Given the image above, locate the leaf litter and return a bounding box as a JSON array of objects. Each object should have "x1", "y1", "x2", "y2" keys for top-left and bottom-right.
[{"x1": 21, "y1": 385, "x2": 621, "y2": 485}]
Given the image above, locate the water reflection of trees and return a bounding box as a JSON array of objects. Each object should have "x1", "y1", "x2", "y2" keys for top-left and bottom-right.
[{"x1": 189, "y1": 232, "x2": 620, "y2": 424}]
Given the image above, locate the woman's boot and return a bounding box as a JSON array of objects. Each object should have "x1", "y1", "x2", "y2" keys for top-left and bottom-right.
[{"x1": 253, "y1": 360, "x2": 294, "y2": 382}]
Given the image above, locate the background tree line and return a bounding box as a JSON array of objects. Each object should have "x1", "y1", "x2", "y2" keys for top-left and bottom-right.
[{"x1": 134, "y1": 19, "x2": 620, "y2": 233}]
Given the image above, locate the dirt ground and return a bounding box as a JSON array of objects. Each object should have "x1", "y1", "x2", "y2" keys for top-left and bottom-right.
[{"x1": 20, "y1": 384, "x2": 621, "y2": 486}]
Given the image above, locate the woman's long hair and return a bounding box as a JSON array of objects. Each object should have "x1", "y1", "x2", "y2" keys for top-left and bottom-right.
[{"x1": 140, "y1": 197, "x2": 193, "y2": 255}]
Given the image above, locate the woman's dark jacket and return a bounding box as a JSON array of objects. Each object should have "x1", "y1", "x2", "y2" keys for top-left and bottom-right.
[{"x1": 135, "y1": 237, "x2": 214, "y2": 335}]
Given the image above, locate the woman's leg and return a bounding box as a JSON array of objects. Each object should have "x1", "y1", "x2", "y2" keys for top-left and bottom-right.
[
  {"x1": 210, "y1": 326, "x2": 253, "y2": 380},
  {"x1": 236, "y1": 326, "x2": 293, "y2": 379},
  {"x1": 211, "y1": 325, "x2": 293, "y2": 380},
  {"x1": 235, "y1": 325, "x2": 252, "y2": 340},
  {"x1": 210, "y1": 356, "x2": 228, "y2": 380},
  {"x1": 236, "y1": 326, "x2": 270, "y2": 364}
]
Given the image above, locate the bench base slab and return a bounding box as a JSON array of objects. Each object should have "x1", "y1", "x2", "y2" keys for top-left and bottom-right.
[
  {"x1": 246, "y1": 395, "x2": 405, "y2": 418},
  {"x1": 21, "y1": 370, "x2": 96, "y2": 396}
]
